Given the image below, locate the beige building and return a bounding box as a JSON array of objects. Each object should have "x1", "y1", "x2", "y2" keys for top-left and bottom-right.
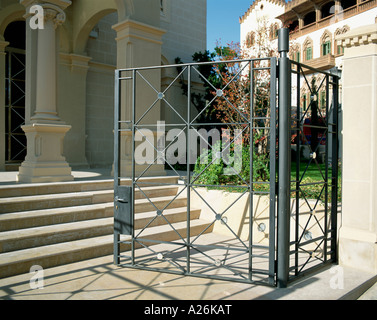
[
  {"x1": 0, "y1": 0, "x2": 207, "y2": 181},
  {"x1": 240, "y1": 0, "x2": 377, "y2": 108}
]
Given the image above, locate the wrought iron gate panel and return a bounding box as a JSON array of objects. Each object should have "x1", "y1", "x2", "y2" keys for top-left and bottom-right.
[
  {"x1": 114, "y1": 58, "x2": 278, "y2": 285},
  {"x1": 113, "y1": 29, "x2": 340, "y2": 287},
  {"x1": 288, "y1": 61, "x2": 340, "y2": 281}
]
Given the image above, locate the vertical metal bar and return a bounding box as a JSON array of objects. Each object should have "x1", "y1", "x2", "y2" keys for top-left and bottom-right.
[
  {"x1": 131, "y1": 69, "x2": 137, "y2": 265},
  {"x1": 187, "y1": 65, "x2": 191, "y2": 274},
  {"x1": 330, "y1": 71, "x2": 339, "y2": 263},
  {"x1": 268, "y1": 57, "x2": 277, "y2": 286},
  {"x1": 114, "y1": 69, "x2": 120, "y2": 265},
  {"x1": 277, "y1": 28, "x2": 292, "y2": 288},
  {"x1": 249, "y1": 60, "x2": 254, "y2": 282},
  {"x1": 295, "y1": 63, "x2": 301, "y2": 276},
  {"x1": 7, "y1": 52, "x2": 12, "y2": 162},
  {"x1": 324, "y1": 75, "x2": 330, "y2": 262}
]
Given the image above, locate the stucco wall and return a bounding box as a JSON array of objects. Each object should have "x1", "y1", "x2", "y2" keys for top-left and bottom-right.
[{"x1": 85, "y1": 13, "x2": 117, "y2": 168}]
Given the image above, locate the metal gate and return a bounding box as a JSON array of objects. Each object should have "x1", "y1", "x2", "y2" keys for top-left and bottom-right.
[{"x1": 113, "y1": 29, "x2": 340, "y2": 288}]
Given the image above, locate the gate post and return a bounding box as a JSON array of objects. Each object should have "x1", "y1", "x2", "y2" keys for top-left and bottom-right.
[{"x1": 277, "y1": 28, "x2": 291, "y2": 288}]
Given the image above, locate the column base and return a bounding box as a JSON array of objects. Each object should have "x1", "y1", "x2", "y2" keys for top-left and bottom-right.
[
  {"x1": 18, "y1": 162, "x2": 74, "y2": 183},
  {"x1": 17, "y1": 123, "x2": 74, "y2": 183},
  {"x1": 339, "y1": 226, "x2": 377, "y2": 274}
]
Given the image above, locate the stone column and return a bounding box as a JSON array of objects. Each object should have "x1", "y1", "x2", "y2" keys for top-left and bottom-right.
[
  {"x1": 315, "y1": 6, "x2": 321, "y2": 23},
  {"x1": 112, "y1": 19, "x2": 167, "y2": 177},
  {"x1": 18, "y1": 0, "x2": 73, "y2": 183},
  {"x1": 0, "y1": 40, "x2": 9, "y2": 171},
  {"x1": 336, "y1": 23, "x2": 377, "y2": 274}
]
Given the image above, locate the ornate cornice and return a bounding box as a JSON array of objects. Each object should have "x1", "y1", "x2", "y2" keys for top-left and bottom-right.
[{"x1": 336, "y1": 24, "x2": 377, "y2": 48}]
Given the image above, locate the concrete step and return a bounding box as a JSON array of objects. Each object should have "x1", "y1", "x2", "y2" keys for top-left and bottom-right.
[
  {"x1": 0, "y1": 185, "x2": 179, "y2": 214},
  {"x1": 0, "y1": 203, "x2": 114, "y2": 232},
  {"x1": 0, "y1": 219, "x2": 212, "y2": 279},
  {"x1": 0, "y1": 176, "x2": 180, "y2": 198},
  {"x1": 0, "y1": 194, "x2": 189, "y2": 232},
  {"x1": 0, "y1": 208, "x2": 201, "y2": 253}
]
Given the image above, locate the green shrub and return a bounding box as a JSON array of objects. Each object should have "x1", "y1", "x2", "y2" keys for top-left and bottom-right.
[{"x1": 192, "y1": 141, "x2": 270, "y2": 187}]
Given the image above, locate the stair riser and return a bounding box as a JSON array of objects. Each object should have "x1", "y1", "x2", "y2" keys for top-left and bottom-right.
[
  {"x1": 0, "y1": 181, "x2": 114, "y2": 199},
  {"x1": 0, "y1": 244, "x2": 114, "y2": 280},
  {"x1": 0, "y1": 223, "x2": 212, "y2": 279},
  {"x1": 0, "y1": 225, "x2": 114, "y2": 254},
  {"x1": 0, "y1": 196, "x2": 93, "y2": 214},
  {"x1": 0, "y1": 210, "x2": 201, "y2": 253},
  {"x1": 0, "y1": 177, "x2": 179, "y2": 198},
  {"x1": 135, "y1": 210, "x2": 200, "y2": 231},
  {"x1": 0, "y1": 196, "x2": 188, "y2": 232},
  {"x1": 0, "y1": 207, "x2": 114, "y2": 232},
  {"x1": 135, "y1": 198, "x2": 188, "y2": 213},
  {"x1": 0, "y1": 187, "x2": 179, "y2": 214}
]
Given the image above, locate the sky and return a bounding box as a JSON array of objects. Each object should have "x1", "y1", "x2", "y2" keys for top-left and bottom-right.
[{"x1": 207, "y1": 0, "x2": 253, "y2": 52}]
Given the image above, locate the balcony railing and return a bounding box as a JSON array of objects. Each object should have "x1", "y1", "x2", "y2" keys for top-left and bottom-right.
[
  {"x1": 289, "y1": 0, "x2": 377, "y2": 39},
  {"x1": 301, "y1": 54, "x2": 336, "y2": 74}
]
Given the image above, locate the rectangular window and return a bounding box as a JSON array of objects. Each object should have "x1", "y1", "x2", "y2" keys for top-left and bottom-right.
[
  {"x1": 322, "y1": 41, "x2": 331, "y2": 56},
  {"x1": 306, "y1": 47, "x2": 312, "y2": 61},
  {"x1": 321, "y1": 91, "x2": 326, "y2": 108},
  {"x1": 337, "y1": 44, "x2": 344, "y2": 55},
  {"x1": 296, "y1": 51, "x2": 300, "y2": 62}
]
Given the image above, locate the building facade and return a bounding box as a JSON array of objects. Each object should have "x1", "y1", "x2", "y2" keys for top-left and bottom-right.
[
  {"x1": 240, "y1": 0, "x2": 377, "y2": 109},
  {"x1": 0, "y1": 0, "x2": 207, "y2": 181}
]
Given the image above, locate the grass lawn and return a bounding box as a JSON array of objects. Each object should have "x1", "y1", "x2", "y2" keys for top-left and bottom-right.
[
  {"x1": 291, "y1": 160, "x2": 342, "y2": 202},
  {"x1": 291, "y1": 160, "x2": 342, "y2": 181}
]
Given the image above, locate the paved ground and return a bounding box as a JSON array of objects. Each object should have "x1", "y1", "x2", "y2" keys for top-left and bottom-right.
[
  {"x1": 0, "y1": 168, "x2": 376, "y2": 301},
  {"x1": 0, "y1": 253, "x2": 376, "y2": 300}
]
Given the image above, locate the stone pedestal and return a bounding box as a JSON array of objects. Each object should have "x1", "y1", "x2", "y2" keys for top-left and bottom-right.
[
  {"x1": 18, "y1": 0, "x2": 73, "y2": 182},
  {"x1": 17, "y1": 124, "x2": 73, "y2": 182},
  {"x1": 336, "y1": 23, "x2": 377, "y2": 274}
]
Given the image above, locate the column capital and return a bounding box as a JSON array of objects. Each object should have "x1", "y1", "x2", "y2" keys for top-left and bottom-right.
[
  {"x1": 112, "y1": 19, "x2": 166, "y2": 44},
  {"x1": 22, "y1": 0, "x2": 71, "y2": 28},
  {"x1": 20, "y1": 0, "x2": 71, "y2": 10}
]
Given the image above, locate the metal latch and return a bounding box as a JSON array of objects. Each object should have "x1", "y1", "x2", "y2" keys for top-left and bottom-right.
[{"x1": 114, "y1": 186, "x2": 132, "y2": 235}]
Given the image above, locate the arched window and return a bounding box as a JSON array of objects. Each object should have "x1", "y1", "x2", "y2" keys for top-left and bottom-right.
[
  {"x1": 290, "y1": 43, "x2": 301, "y2": 62},
  {"x1": 288, "y1": 20, "x2": 299, "y2": 33},
  {"x1": 303, "y1": 11, "x2": 316, "y2": 26},
  {"x1": 334, "y1": 25, "x2": 350, "y2": 55},
  {"x1": 320, "y1": 30, "x2": 332, "y2": 56},
  {"x1": 341, "y1": 0, "x2": 357, "y2": 10},
  {"x1": 303, "y1": 37, "x2": 313, "y2": 61},
  {"x1": 270, "y1": 23, "x2": 279, "y2": 40},
  {"x1": 246, "y1": 31, "x2": 255, "y2": 48},
  {"x1": 321, "y1": 1, "x2": 335, "y2": 19}
]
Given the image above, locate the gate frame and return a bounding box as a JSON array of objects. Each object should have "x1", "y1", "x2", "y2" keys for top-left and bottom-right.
[{"x1": 277, "y1": 28, "x2": 341, "y2": 288}]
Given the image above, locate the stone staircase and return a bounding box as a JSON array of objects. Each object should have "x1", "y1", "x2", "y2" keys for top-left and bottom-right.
[{"x1": 0, "y1": 176, "x2": 211, "y2": 279}]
